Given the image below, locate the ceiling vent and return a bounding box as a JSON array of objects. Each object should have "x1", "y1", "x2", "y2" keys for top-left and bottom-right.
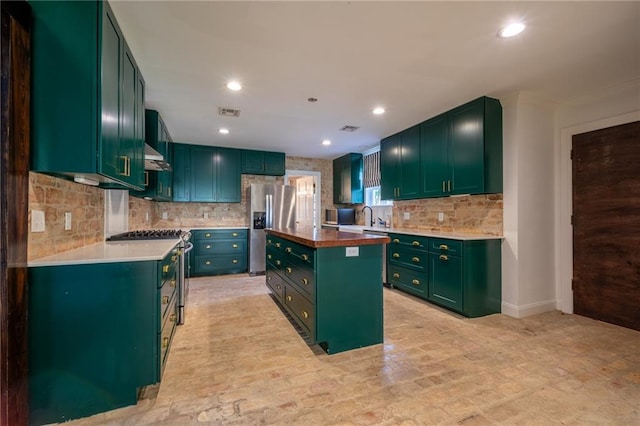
[
  {"x1": 218, "y1": 107, "x2": 241, "y2": 117},
  {"x1": 339, "y1": 125, "x2": 360, "y2": 132}
]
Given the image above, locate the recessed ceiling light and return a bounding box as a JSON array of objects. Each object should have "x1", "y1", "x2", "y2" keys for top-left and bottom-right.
[
  {"x1": 498, "y1": 22, "x2": 525, "y2": 38},
  {"x1": 226, "y1": 81, "x2": 242, "y2": 91},
  {"x1": 219, "y1": 128, "x2": 229, "y2": 134},
  {"x1": 373, "y1": 107, "x2": 385, "y2": 115},
  {"x1": 308, "y1": 97, "x2": 318, "y2": 102},
  {"x1": 322, "y1": 139, "x2": 331, "y2": 146}
]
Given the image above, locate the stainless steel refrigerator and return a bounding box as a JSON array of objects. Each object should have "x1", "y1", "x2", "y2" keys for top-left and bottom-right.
[{"x1": 248, "y1": 183, "x2": 296, "y2": 275}]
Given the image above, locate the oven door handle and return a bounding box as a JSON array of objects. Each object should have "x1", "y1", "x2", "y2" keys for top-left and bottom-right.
[{"x1": 183, "y1": 242, "x2": 194, "y2": 253}]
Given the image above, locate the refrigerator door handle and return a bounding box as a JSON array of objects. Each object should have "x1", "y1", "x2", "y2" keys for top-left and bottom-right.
[{"x1": 266, "y1": 194, "x2": 272, "y2": 228}]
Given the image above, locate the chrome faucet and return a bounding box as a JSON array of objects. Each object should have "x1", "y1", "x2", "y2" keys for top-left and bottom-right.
[{"x1": 361, "y1": 205, "x2": 374, "y2": 227}]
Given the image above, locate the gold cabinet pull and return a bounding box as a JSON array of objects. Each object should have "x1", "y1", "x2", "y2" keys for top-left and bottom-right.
[
  {"x1": 412, "y1": 241, "x2": 420, "y2": 246},
  {"x1": 168, "y1": 187, "x2": 171, "y2": 197},
  {"x1": 144, "y1": 171, "x2": 149, "y2": 186},
  {"x1": 302, "y1": 311, "x2": 309, "y2": 319},
  {"x1": 162, "y1": 296, "x2": 169, "y2": 304},
  {"x1": 120, "y1": 156, "x2": 130, "y2": 176},
  {"x1": 170, "y1": 313, "x2": 177, "y2": 323},
  {"x1": 286, "y1": 295, "x2": 292, "y2": 302},
  {"x1": 205, "y1": 260, "x2": 211, "y2": 265},
  {"x1": 267, "y1": 239, "x2": 272, "y2": 244},
  {"x1": 412, "y1": 279, "x2": 420, "y2": 286},
  {"x1": 412, "y1": 257, "x2": 420, "y2": 263},
  {"x1": 392, "y1": 238, "x2": 400, "y2": 244},
  {"x1": 169, "y1": 279, "x2": 176, "y2": 288},
  {"x1": 171, "y1": 255, "x2": 177, "y2": 262},
  {"x1": 392, "y1": 253, "x2": 400, "y2": 258},
  {"x1": 232, "y1": 259, "x2": 238, "y2": 264},
  {"x1": 232, "y1": 232, "x2": 238, "y2": 237},
  {"x1": 205, "y1": 233, "x2": 211, "y2": 237},
  {"x1": 232, "y1": 244, "x2": 238, "y2": 248},
  {"x1": 276, "y1": 260, "x2": 281, "y2": 266},
  {"x1": 267, "y1": 275, "x2": 272, "y2": 281},
  {"x1": 162, "y1": 265, "x2": 170, "y2": 273},
  {"x1": 285, "y1": 267, "x2": 292, "y2": 274},
  {"x1": 276, "y1": 284, "x2": 281, "y2": 290},
  {"x1": 448, "y1": 180, "x2": 451, "y2": 192},
  {"x1": 205, "y1": 244, "x2": 211, "y2": 249},
  {"x1": 162, "y1": 337, "x2": 169, "y2": 348},
  {"x1": 285, "y1": 247, "x2": 292, "y2": 253},
  {"x1": 301, "y1": 254, "x2": 309, "y2": 261},
  {"x1": 439, "y1": 244, "x2": 448, "y2": 250},
  {"x1": 275, "y1": 242, "x2": 281, "y2": 248},
  {"x1": 442, "y1": 181, "x2": 446, "y2": 192},
  {"x1": 159, "y1": 181, "x2": 163, "y2": 192},
  {"x1": 302, "y1": 278, "x2": 308, "y2": 285},
  {"x1": 439, "y1": 255, "x2": 448, "y2": 261},
  {"x1": 393, "y1": 273, "x2": 400, "y2": 279}
]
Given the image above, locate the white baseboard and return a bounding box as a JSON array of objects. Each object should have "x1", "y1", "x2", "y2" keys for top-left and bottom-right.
[{"x1": 502, "y1": 299, "x2": 557, "y2": 318}]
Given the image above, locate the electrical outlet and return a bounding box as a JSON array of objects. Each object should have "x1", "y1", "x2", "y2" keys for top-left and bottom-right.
[
  {"x1": 204, "y1": 212, "x2": 209, "y2": 219},
  {"x1": 32, "y1": 210, "x2": 45, "y2": 232},
  {"x1": 438, "y1": 212, "x2": 444, "y2": 222},
  {"x1": 145, "y1": 212, "x2": 150, "y2": 222},
  {"x1": 403, "y1": 212, "x2": 410, "y2": 220},
  {"x1": 64, "y1": 212, "x2": 72, "y2": 230},
  {"x1": 345, "y1": 246, "x2": 359, "y2": 257},
  {"x1": 162, "y1": 212, "x2": 168, "y2": 220}
]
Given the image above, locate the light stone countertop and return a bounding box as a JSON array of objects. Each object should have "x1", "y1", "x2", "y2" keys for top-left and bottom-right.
[
  {"x1": 187, "y1": 226, "x2": 249, "y2": 230},
  {"x1": 322, "y1": 224, "x2": 503, "y2": 241},
  {"x1": 28, "y1": 239, "x2": 181, "y2": 267}
]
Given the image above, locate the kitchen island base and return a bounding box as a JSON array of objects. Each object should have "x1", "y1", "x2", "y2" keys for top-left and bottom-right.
[{"x1": 265, "y1": 229, "x2": 389, "y2": 354}]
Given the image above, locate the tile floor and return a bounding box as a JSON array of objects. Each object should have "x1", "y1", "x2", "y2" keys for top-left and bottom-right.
[{"x1": 62, "y1": 275, "x2": 640, "y2": 425}]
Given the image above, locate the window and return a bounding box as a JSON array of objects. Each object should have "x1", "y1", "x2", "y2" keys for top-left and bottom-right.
[{"x1": 365, "y1": 186, "x2": 393, "y2": 207}]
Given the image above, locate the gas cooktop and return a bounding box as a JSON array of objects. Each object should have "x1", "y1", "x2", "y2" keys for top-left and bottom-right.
[{"x1": 106, "y1": 229, "x2": 186, "y2": 241}]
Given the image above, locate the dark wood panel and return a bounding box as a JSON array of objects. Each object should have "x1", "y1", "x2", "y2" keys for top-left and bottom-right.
[
  {"x1": 572, "y1": 121, "x2": 640, "y2": 331},
  {"x1": 1, "y1": 2, "x2": 31, "y2": 424}
]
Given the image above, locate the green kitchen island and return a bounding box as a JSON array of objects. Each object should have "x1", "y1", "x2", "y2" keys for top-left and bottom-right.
[{"x1": 265, "y1": 227, "x2": 390, "y2": 354}]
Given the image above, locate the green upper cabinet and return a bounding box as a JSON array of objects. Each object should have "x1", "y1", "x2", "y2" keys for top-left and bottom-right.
[
  {"x1": 30, "y1": 1, "x2": 145, "y2": 190},
  {"x1": 134, "y1": 110, "x2": 173, "y2": 201},
  {"x1": 332, "y1": 153, "x2": 363, "y2": 204},
  {"x1": 240, "y1": 150, "x2": 285, "y2": 176},
  {"x1": 380, "y1": 125, "x2": 420, "y2": 200},
  {"x1": 420, "y1": 96, "x2": 503, "y2": 197},
  {"x1": 172, "y1": 143, "x2": 241, "y2": 203}
]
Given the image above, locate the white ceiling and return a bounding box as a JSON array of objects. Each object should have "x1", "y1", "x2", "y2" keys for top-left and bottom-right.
[{"x1": 110, "y1": 1, "x2": 640, "y2": 160}]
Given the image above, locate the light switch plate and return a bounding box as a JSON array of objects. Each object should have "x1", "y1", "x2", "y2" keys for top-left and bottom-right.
[
  {"x1": 345, "y1": 246, "x2": 359, "y2": 257},
  {"x1": 32, "y1": 210, "x2": 45, "y2": 232},
  {"x1": 162, "y1": 212, "x2": 168, "y2": 220},
  {"x1": 403, "y1": 212, "x2": 410, "y2": 220},
  {"x1": 204, "y1": 212, "x2": 209, "y2": 219},
  {"x1": 64, "y1": 212, "x2": 72, "y2": 230},
  {"x1": 438, "y1": 212, "x2": 444, "y2": 222}
]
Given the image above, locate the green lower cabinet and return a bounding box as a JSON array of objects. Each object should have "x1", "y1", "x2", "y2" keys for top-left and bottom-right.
[
  {"x1": 190, "y1": 229, "x2": 248, "y2": 276},
  {"x1": 28, "y1": 248, "x2": 179, "y2": 425},
  {"x1": 428, "y1": 252, "x2": 463, "y2": 312},
  {"x1": 388, "y1": 264, "x2": 428, "y2": 298},
  {"x1": 265, "y1": 235, "x2": 384, "y2": 354}
]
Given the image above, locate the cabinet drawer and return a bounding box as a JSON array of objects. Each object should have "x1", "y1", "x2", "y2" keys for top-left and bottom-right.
[
  {"x1": 266, "y1": 235, "x2": 284, "y2": 250},
  {"x1": 282, "y1": 262, "x2": 315, "y2": 302},
  {"x1": 388, "y1": 246, "x2": 427, "y2": 272},
  {"x1": 192, "y1": 229, "x2": 247, "y2": 241},
  {"x1": 388, "y1": 264, "x2": 427, "y2": 297},
  {"x1": 160, "y1": 274, "x2": 177, "y2": 322},
  {"x1": 195, "y1": 239, "x2": 246, "y2": 255},
  {"x1": 266, "y1": 247, "x2": 283, "y2": 270},
  {"x1": 428, "y1": 238, "x2": 463, "y2": 255},
  {"x1": 281, "y1": 240, "x2": 315, "y2": 268},
  {"x1": 284, "y1": 284, "x2": 315, "y2": 338},
  {"x1": 266, "y1": 269, "x2": 284, "y2": 301},
  {"x1": 193, "y1": 254, "x2": 247, "y2": 275},
  {"x1": 160, "y1": 248, "x2": 179, "y2": 284},
  {"x1": 388, "y1": 233, "x2": 428, "y2": 249},
  {"x1": 160, "y1": 298, "x2": 178, "y2": 377}
]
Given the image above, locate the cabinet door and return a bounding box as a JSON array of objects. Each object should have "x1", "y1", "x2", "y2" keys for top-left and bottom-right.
[
  {"x1": 215, "y1": 148, "x2": 241, "y2": 202},
  {"x1": 158, "y1": 120, "x2": 172, "y2": 199},
  {"x1": 99, "y1": 6, "x2": 122, "y2": 180},
  {"x1": 380, "y1": 135, "x2": 400, "y2": 200},
  {"x1": 449, "y1": 99, "x2": 484, "y2": 195},
  {"x1": 428, "y1": 253, "x2": 463, "y2": 312},
  {"x1": 264, "y1": 151, "x2": 285, "y2": 176},
  {"x1": 398, "y1": 125, "x2": 421, "y2": 199},
  {"x1": 420, "y1": 113, "x2": 449, "y2": 197},
  {"x1": 190, "y1": 146, "x2": 216, "y2": 202},
  {"x1": 120, "y1": 44, "x2": 138, "y2": 187},
  {"x1": 241, "y1": 150, "x2": 264, "y2": 174},
  {"x1": 349, "y1": 154, "x2": 364, "y2": 204},
  {"x1": 171, "y1": 143, "x2": 191, "y2": 202},
  {"x1": 134, "y1": 71, "x2": 146, "y2": 188},
  {"x1": 333, "y1": 155, "x2": 345, "y2": 203}
]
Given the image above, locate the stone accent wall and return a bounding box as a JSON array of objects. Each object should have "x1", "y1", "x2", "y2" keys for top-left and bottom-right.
[
  {"x1": 128, "y1": 195, "x2": 155, "y2": 230},
  {"x1": 28, "y1": 172, "x2": 104, "y2": 260},
  {"x1": 286, "y1": 156, "x2": 334, "y2": 210},
  {"x1": 392, "y1": 194, "x2": 503, "y2": 235}
]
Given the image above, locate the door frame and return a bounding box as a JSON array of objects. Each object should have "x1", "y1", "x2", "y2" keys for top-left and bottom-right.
[
  {"x1": 284, "y1": 169, "x2": 321, "y2": 229},
  {"x1": 556, "y1": 110, "x2": 640, "y2": 314}
]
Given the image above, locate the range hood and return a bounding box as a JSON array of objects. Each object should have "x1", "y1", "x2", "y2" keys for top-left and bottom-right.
[{"x1": 144, "y1": 144, "x2": 172, "y2": 171}]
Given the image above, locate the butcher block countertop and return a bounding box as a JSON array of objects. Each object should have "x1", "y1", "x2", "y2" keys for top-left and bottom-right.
[{"x1": 265, "y1": 227, "x2": 390, "y2": 248}]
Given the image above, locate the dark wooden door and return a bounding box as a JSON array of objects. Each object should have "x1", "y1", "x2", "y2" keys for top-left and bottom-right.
[
  {"x1": 572, "y1": 121, "x2": 640, "y2": 331},
  {"x1": 1, "y1": 1, "x2": 31, "y2": 424}
]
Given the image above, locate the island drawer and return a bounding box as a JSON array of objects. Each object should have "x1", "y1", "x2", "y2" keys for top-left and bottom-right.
[
  {"x1": 266, "y1": 247, "x2": 283, "y2": 269},
  {"x1": 428, "y1": 238, "x2": 463, "y2": 255},
  {"x1": 388, "y1": 233, "x2": 428, "y2": 249},
  {"x1": 282, "y1": 261, "x2": 315, "y2": 302},
  {"x1": 284, "y1": 284, "x2": 315, "y2": 338},
  {"x1": 266, "y1": 269, "x2": 284, "y2": 301},
  {"x1": 281, "y1": 240, "x2": 315, "y2": 268}
]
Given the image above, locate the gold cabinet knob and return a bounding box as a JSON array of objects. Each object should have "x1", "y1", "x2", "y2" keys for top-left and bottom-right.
[
  {"x1": 393, "y1": 273, "x2": 400, "y2": 279},
  {"x1": 267, "y1": 239, "x2": 272, "y2": 244},
  {"x1": 301, "y1": 254, "x2": 309, "y2": 261},
  {"x1": 439, "y1": 255, "x2": 448, "y2": 261},
  {"x1": 276, "y1": 260, "x2": 281, "y2": 266},
  {"x1": 439, "y1": 244, "x2": 448, "y2": 250},
  {"x1": 302, "y1": 311, "x2": 309, "y2": 319},
  {"x1": 392, "y1": 253, "x2": 400, "y2": 258},
  {"x1": 162, "y1": 296, "x2": 169, "y2": 304},
  {"x1": 232, "y1": 259, "x2": 238, "y2": 264},
  {"x1": 205, "y1": 233, "x2": 211, "y2": 237},
  {"x1": 276, "y1": 242, "x2": 281, "y2": 248},
  {"x1": 302, "y1": 278, "x2": 308, "y2": 285},
  {"x1": 205, "y1": 244, "x2": 211, "y2": 249},
  {"x1": 412, "y1": 279, "x2": 420, "y2": 286},
  {"x1": 285, "y1": 267, "x2": 292, "y2": 274},
  {"x1": 163, "y1": 265, "x2": 170, "y2": 273},
  {"x1": 232, "y1": 232, "x2": 238, "y2": 237},
  {"x1": 392, "y1": 238, "x2": 400, "y2": 244},
  {"x1": 276, "y1": 284, "x2": 281, "y2": 290},
  {"x1": 171, "y1": 255, "x2": 177, "y2": 262},
  {"x1": 170, "y1": 313, "x2": 177, "y2": 322},
  {"x1": 412, "y1": 257, "x2": 420, "y2": 263},
  {"x1": 285, "y1": 247, "x2": 292, "y2": 253},
  {"x1": 205, "y1": 260, "x2": 211, "y2": 265},
  {"x1": 267, "y1": 275, "x2": 272, "y2": 281},
  {"x1": 170, "y1": 279, "x2": 176, "y2": 288},
  {"x1": 232, "y1": 244, "x2": 238, "y2": 248},
  {"x1": 286, "y1": 295, "x2": 292, "y2": 302},
  {"x1": 412, "y1": 241, "x2": 420, "y2": 246},
  {"x1": 162, "y1": 337, "x2": 169, "y2": 348},
  {"x1": 267, "y1": 254, "x2": 272, "y2": 259}
]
